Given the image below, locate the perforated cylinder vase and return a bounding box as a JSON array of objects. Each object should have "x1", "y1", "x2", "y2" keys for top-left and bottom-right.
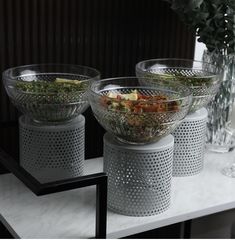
[
  {"x1": 19, "y1": 115, "x2": 85, "y2": 183},
  {"x1": 172, "y1": 108, "x2": 208, "y2": 176},
  {"x1": 103, "y1": 133, "x2": 174, "y2": 216}
]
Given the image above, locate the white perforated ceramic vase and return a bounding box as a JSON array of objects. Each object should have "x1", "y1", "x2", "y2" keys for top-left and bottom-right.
[
  {"x1": 103, "y1": 133, "x2": 174, "y2": 216},
  {"x1": 19, "y1": 115, "x2": 85, "y2": 183},
  {"x1": 172, "y1": 108, "x2": 208, "y2": 176}
]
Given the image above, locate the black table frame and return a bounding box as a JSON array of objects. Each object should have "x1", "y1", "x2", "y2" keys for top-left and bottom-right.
[{"x1": 0, "y1": 123, "x2": 107, "y2": 239}]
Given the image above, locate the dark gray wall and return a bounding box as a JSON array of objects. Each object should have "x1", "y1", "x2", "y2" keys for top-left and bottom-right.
[{"x1": 0, "y1": 0, "x2": 195, "y2": 159}]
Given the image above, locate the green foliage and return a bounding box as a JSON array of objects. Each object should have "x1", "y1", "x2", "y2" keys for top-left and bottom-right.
[
  {"x1": 16, "y1": 80, "x2": 86, "y2": 94},
  {"x1": 165, "y1": 0, "x2": 235, "y2": 54}
]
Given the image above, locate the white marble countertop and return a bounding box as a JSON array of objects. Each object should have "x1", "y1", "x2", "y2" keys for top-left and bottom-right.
[{"x1": 1, "y1": 151, "x2": 235, "y2": 238}]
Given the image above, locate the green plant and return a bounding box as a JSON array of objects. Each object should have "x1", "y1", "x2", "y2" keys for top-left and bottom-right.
[{"x1": 165, "y1": 0, "x2": 235, "y2": 54}]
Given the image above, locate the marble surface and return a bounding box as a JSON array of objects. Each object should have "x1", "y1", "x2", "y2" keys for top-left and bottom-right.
[{"x1": 1, "y1": 151, "x2": 235, "y2": 238}]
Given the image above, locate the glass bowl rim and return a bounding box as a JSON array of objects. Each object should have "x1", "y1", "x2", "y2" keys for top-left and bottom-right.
[
  {"x1": 89, "y1": 76, "x2": 192, "y2": 104},
  {"x1": 135, "y1": 58, "x2": 222, "y2": 79},
  {"x1": 3, "y1": 63, "x2": 100, "y2": 95}
]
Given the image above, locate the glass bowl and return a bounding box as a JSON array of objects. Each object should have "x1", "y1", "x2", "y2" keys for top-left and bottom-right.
[
  {"x1": 3, "y1": 64, "x2": 100, "y2": 123},
  {"x1": 136, "y1": 58, "x2": 222, "y2": 113},
  {"x1": 89, "y1": 77, "x2": 192, "y2": 144}
]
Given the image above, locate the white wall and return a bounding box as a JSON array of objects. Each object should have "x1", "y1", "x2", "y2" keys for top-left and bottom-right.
[{"x1": 194, "y1": 37, "x2": 207, "y2": 61}]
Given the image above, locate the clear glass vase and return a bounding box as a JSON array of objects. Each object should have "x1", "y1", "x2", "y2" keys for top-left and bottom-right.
[{"x1": 203, "y1": 51, "x2": 235, "y2": 152}]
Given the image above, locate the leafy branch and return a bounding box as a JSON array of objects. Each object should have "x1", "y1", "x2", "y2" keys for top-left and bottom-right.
[{"x1": 165, "y1": 0, "x2": 235, "y2": 54}]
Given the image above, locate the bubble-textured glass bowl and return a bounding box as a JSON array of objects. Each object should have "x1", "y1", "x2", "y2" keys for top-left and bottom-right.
[
  {"x1": 136, "y1": 59, "x2": 221, "y2": 113},
  {"x1": 89, "y1": 77, "x2": 192, "y2": 144},
  {"x1": 3, "y1": 64, "x2": 100, "y2": 123}
]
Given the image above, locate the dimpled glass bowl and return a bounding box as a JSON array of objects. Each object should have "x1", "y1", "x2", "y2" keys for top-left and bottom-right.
[
  {"x1": 136, "y1": 59, "x2": 222, "y2": 113},
  {"x1": 3, "y1": 64, "x2": 100, "y2": 123},
  {"x1": 89, "y1": 77, "x2": 192, "y2": 144}
]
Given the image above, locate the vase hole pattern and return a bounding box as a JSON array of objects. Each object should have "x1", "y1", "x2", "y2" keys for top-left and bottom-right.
[
  {"x1": 104, "y1": 134, "x2": 174, "y2": 216},
  {"x1": 172, "y1": 110, "x2": 207, "y2": 176},
  {"x1": 19, "y1": 115, "x2": 85, "y2": 183}
]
